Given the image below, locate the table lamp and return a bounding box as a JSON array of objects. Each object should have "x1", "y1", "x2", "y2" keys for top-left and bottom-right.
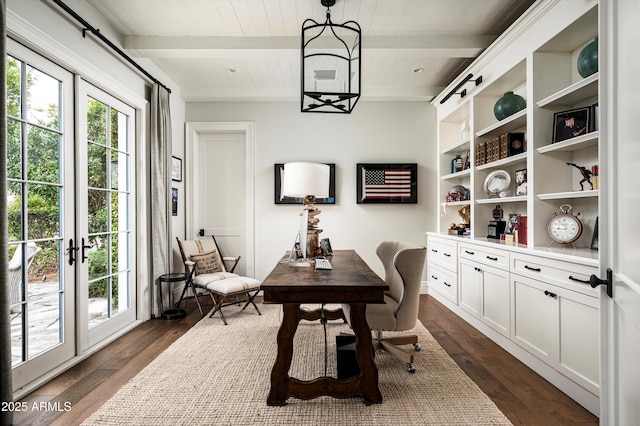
[{"x1": 283, "y1": 162, "x2": 330, "y2": 258}]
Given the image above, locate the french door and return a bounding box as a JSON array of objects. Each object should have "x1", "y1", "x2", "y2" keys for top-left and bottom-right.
[
  {"x1": 6, "y1": 40, "x2": 137, "y2": 392},
  {"x1": 7, "y1": 40, "x2": 76, "y2": 391},
  {"x1": 76, "y1": 81, "x2": 136, "y2": 350}
]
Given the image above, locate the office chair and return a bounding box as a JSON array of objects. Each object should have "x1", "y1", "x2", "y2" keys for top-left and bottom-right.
[{"x1": 343, "y1": 241, "x2": 426, "y2": 373}]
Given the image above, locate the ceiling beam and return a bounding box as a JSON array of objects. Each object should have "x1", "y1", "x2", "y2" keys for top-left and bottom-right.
[
  {"x1": 180, "y1": 84, "x2": 442, "y2": 103},
  {"x1": 124, "y1": 35, "x2": 496, "y2": 59}
]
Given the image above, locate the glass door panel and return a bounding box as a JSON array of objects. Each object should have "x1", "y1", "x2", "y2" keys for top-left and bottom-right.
[
  {"x1": 79, "y1": 84, "x2": 136, "y2": 348},
  {"x1": 6, "y1": 40, "x2": 75, "y2": 390}
]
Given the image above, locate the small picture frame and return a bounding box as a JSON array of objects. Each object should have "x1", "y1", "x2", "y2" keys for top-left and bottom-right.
[
  {"x1": 506, "y1": 214, "x2": 519, "y2": 234},
  {"x1": 515, "y1": 169, "x2": 527, "y2": 196},
  {"x1": 552, "y1": 107, "x2": 590, "y2": 143},
  {"x1": 171, "y1": 188, "x2": 178, "y2": 216},
  {"x1": 320, "y1": 238, "x2": 333, "y2": 256},
  {"x1": 591, "y1": 216, "x2": 599, "y2": 251},
  {"x1": 171, "y1": 156, "x2": 182, "y2": 182}
]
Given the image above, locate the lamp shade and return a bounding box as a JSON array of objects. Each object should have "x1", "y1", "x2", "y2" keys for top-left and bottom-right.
[{"x1": 283, "y1": 162, "x2": 330, "y2": 198}]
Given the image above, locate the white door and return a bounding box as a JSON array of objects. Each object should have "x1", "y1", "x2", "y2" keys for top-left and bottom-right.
[
  {"x1": 191, "y1": 132, "x2": 249, "y2": 275},
  {"x1": 7, "y1": 40, "x2": 76, "y2": 391},
  {"x1": 77, "y1": 81, "x2": 137, "y2": 350},
  {"x1": 600, "y1": 0, "x2": 640, "y2": 423}
]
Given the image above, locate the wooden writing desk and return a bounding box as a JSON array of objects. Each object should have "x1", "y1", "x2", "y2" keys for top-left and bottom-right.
[{"x1": 261, "y1": 250, "x2": 388, "y2": 406}]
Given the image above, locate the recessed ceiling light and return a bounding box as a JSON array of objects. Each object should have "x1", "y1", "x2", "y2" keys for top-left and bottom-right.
[
  {"x1": 412, "y1": 67, "x2": 424, "y2": 74},
  {"x1": 226, "y1": 68, "x2": 237, "y2": 74}
]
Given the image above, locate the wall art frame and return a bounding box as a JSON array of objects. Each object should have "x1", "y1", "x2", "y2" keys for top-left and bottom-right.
[
  {"x1": 274, "y1": 163, "x2": 336, "y2": 204},
  {"x1": 171, "y1": 156, "x2": 182, "y2": 182},
  {"x1": 356, "y1": 163, "x2": 418, "y2": 204}
]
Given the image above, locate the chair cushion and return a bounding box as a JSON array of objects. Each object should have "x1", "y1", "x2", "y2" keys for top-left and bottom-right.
[
  {"x1": 205, "y1": 276, "x2": 261, "y2": 296},
  {"x1": 191, "y1": 250, "x2": 223, "y2": 275},
  {"x1": 192, "y1": 272, "x2": 239, "y2": 286}
]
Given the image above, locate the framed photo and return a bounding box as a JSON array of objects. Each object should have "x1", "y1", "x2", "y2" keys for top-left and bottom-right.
[
  {"x1": 506, "y1": 213, "x2": 519, "y2": 234},
  {"x1": 171, "y1": 156, "x2": 182, "y2": 182},
  {"x1": 320, "y1": 238, "x2": 333, "y2": 256},
  {"x1": 552, "y1": 107, "x2": 590, "y2": 143},
  {"x1": 591, "y1": 216, "x2": 599, "y2": 250},
  {"x1": 357, "y1": 163, "x2": 418, "y2": 204},
  {"x1": 515, "y1": 168, "x2": 527, "y2": 196},
  {"x1": 171, "y1": 188, "x2": 178, "y2": 216},
  {"x1": 274, "y1": 163, "x2": 336, "y2": 205}
]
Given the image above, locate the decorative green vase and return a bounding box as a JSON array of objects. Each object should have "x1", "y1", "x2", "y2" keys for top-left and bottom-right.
[
  {"x1": 493, "y1": 91, "x2": 526, "y2": 121},
  {"x1": 577, "y1": 37, "x2": 598, "y2": 78}
]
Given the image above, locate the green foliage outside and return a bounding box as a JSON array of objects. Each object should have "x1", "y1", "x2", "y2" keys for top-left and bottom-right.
[{"x1": 6, "y1": 56, "x2": 123, "y2": 301}]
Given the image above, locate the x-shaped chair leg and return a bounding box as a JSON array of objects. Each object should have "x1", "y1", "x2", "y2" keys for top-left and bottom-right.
[
  {"x1": 208, "y1": 294, "x2": 228, "y2": 325},
  {"x1": 241, "y1": 290, "x2": 262, "y2": 315}
]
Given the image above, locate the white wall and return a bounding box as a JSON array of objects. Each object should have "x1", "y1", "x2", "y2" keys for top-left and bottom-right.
[{"x1": 185, "y1": 101, "x2": 438, "y2": 279}]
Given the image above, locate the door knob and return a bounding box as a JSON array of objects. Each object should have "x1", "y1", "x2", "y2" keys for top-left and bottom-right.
[{"x1": 589, "y1": 268, "x2": 613, "y2": 298}]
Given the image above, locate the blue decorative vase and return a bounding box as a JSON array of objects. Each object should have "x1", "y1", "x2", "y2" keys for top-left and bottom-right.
[
  {"x1": 494, "y1": 91, "x2": 526, "y2": 121},
  {"x1": 577, "y1": 37, "x2": 598, "y2": 78}
]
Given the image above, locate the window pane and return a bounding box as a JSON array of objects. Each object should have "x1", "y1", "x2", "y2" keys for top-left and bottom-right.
[
  {"x1": 6, "y1": 56, "x2": 21, "y2": 118},
  {"x1": 88, "y1": 189, "x2": 108, "y2": 234},
  {"x1": 27, "y1": 291, "x2": 62, "y2": 360},
  {"x1": 112, "y1": 191, "x2": 130, "y2": 233},
  {"x1": 88, "y1": 234, "x2": 109, "y2": 281},
  {"x1": 27, "y1": 124, "x2": 60, "y2": 184},
  {"x1": 27, "y1": 183, "x2": 60, "y2": 240},
  {"x1": 26, "y1": 66, "x2": 60, "y2": 130},
  {"x1": 87, "y1": 97, "x2": 107, "y2": 145},
  {"x1": 112, "y1": 271, "x2": 130, "y2": 315},
  {"x1": 88, "y1": 278, "x2": 108, "y2": 329},
  {"x1": 88, "y1": 142, "x2": 107, "y2": 189},
  {"x1": 7, "y1": 183, "x2": 22, "y2": 241},
  {"x1": 112, "y1": 109, "x2": 129, "y2": 150},
  {"x1": 7, "y1": 118, "x2": 22, "y2": 179}
]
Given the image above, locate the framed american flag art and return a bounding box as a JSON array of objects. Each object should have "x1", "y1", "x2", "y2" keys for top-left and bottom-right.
[{"x1": 356, "y1": 163, "x2": 418, "y2": 204}]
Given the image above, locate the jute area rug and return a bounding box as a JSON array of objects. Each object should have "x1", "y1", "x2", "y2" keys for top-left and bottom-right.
[{"x1": 82, "y1": 303, "x2": 511, "y2": 425}]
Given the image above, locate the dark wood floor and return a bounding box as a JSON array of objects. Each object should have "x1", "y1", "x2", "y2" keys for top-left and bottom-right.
[{"x1": 12, "y1": 295, "x2": 598, "y2": 425}]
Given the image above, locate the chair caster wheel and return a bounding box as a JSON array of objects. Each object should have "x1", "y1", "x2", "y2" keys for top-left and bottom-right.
[
  {"x1": 407, "y1": 363, "x2": 416, "y2": 373},
  {"x1": 413, "y1": 343, "x2": 421, "y2": 352}
]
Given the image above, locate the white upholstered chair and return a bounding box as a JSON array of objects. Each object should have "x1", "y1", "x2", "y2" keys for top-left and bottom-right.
[
  {"x1": 176, "y1": 236, "x2": 261, "y2": 325},
  {"x1": 342, "y1": 241, "x2": 426, "y2": 373}
]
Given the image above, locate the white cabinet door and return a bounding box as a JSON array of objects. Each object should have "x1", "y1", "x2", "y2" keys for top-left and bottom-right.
[
  {"x1": 512, "y1": 273, "x2": 599, "y2": 393},
  {"x1": 460, "y1": 260, "x2": 482, "y2": 318},
  {"x1": 512, "y1": 275, "x2": 557, "y2": 363},
  {"x1": 558, "y1": 293, "x2": 599, "y2": 395},
  {"x1": 482, "y1": 266, "x2": 510, "y2": 338}
]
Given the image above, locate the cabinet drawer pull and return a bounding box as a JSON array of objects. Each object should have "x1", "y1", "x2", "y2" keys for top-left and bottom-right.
[
  {"x1": 431, "y1": 249, "x2": 438, "y2": 253},
  {"x1": 444, "y1": 281, "x2": 451, "y2": 287},
  {"x1": 486, "y1": 255, "x2": 498, "y2": 261},
  {"x1": 474, "y1": 267, "x2": 482, "y2": 272},
  {"x1": 544, "y1": 290, "x2": 557, "y2": 298},
  {"x1": 524, "y1": 265, "x2": 541, "y2": 272},
  {"x1": 465, "y1": 250, "x2": 475, "y2": 255},
  {"x1": 443, "y1": 253, "x2": 451, "y2": 257},
  {"x1": 568, "y1": 275, "x2": 589, "y2": 284},
  {"x1": 431, "y1": 275, "x2": 438, "y2": 280}
]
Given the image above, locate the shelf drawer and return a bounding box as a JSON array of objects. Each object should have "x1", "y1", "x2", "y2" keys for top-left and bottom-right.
[
  {"x1": 428, "y1": 262, "x2": 458, "y2": 304},
  {"x1": 459, "y1": 243, "x2": 509, "y2": 270},
  {"x1": 428, "y1": 237, "x2": 458, "y2": 271},
  {"x1": 511, "y1": 252, "x2": 598, "y2": 297}
]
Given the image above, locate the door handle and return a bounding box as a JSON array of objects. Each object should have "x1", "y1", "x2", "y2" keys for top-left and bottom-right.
[
  {"x1": 590, "y1": 268, "x2": 613, "y2": 298},
  {"x1": 81, "y1": 238, "x2": 94, "y2": 263},
  {"x1": 67, "y1": 238, "x2": 79, "y2": 265}
]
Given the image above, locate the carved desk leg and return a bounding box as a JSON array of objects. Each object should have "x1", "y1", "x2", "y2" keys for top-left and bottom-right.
[
  {"x1": 349, "y1": 303, "x2": 383, "y2": 405},
  {"x1": 267, "y1": 303, "x2": 300, "y2": 406}
]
